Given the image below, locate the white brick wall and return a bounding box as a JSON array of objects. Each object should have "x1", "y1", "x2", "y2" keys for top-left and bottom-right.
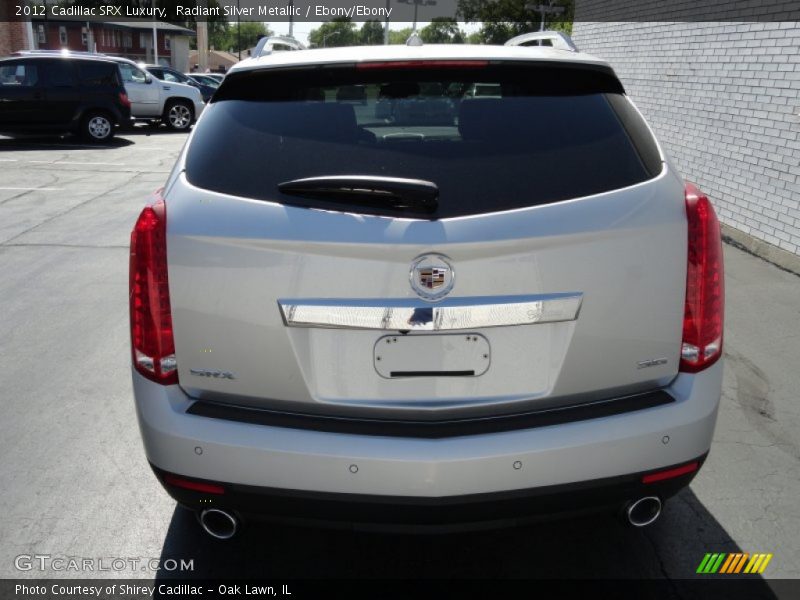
[{"x1": 572, "y1": 21, "x2": 800, "y2": 256}]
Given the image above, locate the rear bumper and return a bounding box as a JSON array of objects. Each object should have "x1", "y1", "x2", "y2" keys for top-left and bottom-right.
[
  {"x1": 153, "y1": 458, "x2": 704, "y2": 532},
  {"x1": 133, "y1": 360, "x2": 722, "y2": 522}
]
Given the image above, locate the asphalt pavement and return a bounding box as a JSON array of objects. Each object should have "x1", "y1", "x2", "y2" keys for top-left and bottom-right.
[{"x1": 0, "y1": 130, "x2": 798, "y2": 589}]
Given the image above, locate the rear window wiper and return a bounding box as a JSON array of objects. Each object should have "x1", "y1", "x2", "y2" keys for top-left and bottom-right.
[{"x1": 277, "y1": 176, "x2": 438, "y2": 214}]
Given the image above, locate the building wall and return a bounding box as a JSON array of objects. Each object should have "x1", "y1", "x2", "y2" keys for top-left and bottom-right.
[
  {"x1": 572, "y1": 21, "x2": 800, "y2": 257},
  {"x1": 0, "y1": 0, "x2": 30, "y2": 56},
  {"x1": 31, "y1": 22, "x2": 188, "y2": 67},
  {"x1": 188, "y1": 50, "x2": 237, "y2": 73}
]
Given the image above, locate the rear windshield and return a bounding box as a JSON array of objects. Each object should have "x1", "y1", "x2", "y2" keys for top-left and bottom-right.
[{"x1": 186, "y1": 63, "x2": 661, "y2": 219}]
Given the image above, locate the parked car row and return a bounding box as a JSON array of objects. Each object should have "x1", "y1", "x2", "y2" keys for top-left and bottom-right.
[{"x1": 0, "y1": 51, "x2": 207, "y2": 143}]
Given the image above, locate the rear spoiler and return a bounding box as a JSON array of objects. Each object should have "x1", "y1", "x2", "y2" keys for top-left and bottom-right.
[
  {"x1": 505, "y1": 31, "x2": 579, "y2": 52},
  {"x1": 251, "y1": 36, "x2": 306, "y2": 58}
]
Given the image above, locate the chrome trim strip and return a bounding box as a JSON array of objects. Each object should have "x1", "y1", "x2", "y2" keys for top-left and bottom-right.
[{"x1": 278, "y1": 294, "x2": 582, "y2": 331}]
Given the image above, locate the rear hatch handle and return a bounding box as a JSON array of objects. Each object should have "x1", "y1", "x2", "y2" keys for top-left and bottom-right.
[{"x1": 278, "y1": 175, "x2": 439, "y2": 214}]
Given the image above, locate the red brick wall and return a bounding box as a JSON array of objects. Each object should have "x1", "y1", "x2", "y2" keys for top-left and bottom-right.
[
  {"x1": 0, "y1": 0, "x2": 30, "y2": 54},
  {"x1": 31, "y1": 22, "x2": 173, "y2": 62}
]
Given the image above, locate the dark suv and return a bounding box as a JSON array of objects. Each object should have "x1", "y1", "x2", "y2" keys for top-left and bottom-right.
[
  {"x1": 142, "y1": 64, "x2": 216, "y2": 103},
  {"x1": 0, "y1": 55, "x2": 131, "y2": 143}
]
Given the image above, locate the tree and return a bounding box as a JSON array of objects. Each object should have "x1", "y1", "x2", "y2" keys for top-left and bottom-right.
[
  {"x1": 308, "y1": 19, "x2": 359, "y2": 48},
  {"x1": 419, "y1": 18, "x2": 465, "y2": 44},
  {"x1": 207, "y1": 21, "x2": 231, "y2": 51},
  {"x1": 388, "y1": 27, "x2": 414, "y2": 44},
  {"x1": 458, "y1": 0, "x2": 573, "y2": 44},
  {"x1": 360, "y1": 20, "x2": 385, "y2": 45},
  {"x1": 227, "y1": 22, "x2": 272, "y2": 53}
]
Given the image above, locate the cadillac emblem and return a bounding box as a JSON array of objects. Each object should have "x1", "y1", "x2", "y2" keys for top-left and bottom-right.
[{"x1": 410, "y1": 254, "x2": 454, "y2": 301}]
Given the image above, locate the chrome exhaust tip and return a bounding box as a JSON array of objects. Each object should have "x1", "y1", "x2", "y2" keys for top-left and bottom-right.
[
  {"x1": 198, "y1": 508, "x2": 238, "y2": 540},
  {"x1": 626, "y1": 496, "x2": 662, "y2": 527}
]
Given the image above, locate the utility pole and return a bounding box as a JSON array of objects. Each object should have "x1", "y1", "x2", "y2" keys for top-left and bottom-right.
[
  {"x1": 236, "y1": 0, "x2": 241, "y2": 60},
  {"x1": 289, "y1": 0, "x2": 294, "y2": 37},
  {"x1": 152, "y1": 0, "x2": 158, "y2": 63},
  {"x1": 196, "y1": 0, "x2": 209, "y2": 71},
  {"x1": 526, "y1": 2, "x2": 565, "y2": 33},
  {"x1": 396, "y1": 0, "x2": 437, "y2": 33},
  {"x1": 384, "y1": 0, "x2": 390, "y2": 45}
]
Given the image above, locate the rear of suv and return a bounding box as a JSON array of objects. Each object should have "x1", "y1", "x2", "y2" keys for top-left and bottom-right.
[
  {"x1": 0, "y1": 55, "x2": 131, "y2": 142},
  {"x1": 130, "y1": 40, "x2": 724, "y2": 538}
]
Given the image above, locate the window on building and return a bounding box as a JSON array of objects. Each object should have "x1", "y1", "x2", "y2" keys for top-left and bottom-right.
[
  {"x1": 37, "y1": 25, "x2": 46, "y2": 45},
  {"x1": 123, "y1": 32, "x2": 132, "y2": 48},
  {"x1": 81, "y1": 27, "x2": 88, "y2": 47},
  {"x1": 59, "y1": 27, "x2": 67, "y2": 46},
  {"x1": 164, "y1": 35, "x2": 171, "y2": 50},
  {"x1": 140, "y1": 33, "x2": 147, "y2": 48}
]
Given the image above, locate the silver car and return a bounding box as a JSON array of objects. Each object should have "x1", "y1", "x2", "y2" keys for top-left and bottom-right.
[{"x1": 129, "y1": 37, "x2": 724, "y2": 539}]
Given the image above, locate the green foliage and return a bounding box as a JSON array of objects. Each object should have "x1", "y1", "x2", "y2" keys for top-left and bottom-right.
[
  {"x1": 419, "y1": 18, "x2": 466, "y2": 44},
  {"x1": 308, "y1": 19, "x2": 359, "y2": 47},
  {"x1": 360, "y1": 20, "x2": 386, "y2": 45},
  {"x1": 388, "y1": 27, "x2": 414, "y2": 44},
  {"x1": 457, "y1": 0, "x2": 573, "y2": 44},
  {"x1": 226, "y1": 22, "x2": 272, "y2": 53},
  {"x1": 466, "y1": 31, "x2": 483, "y2": 44}
]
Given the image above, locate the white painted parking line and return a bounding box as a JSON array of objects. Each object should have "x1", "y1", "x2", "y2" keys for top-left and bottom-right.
[
  {"x1": 0, "y1": 187, "x2": 63, "y2": 191},
  {"x1": 26, "y1": 160, "x2": 124, "y2": 166}
]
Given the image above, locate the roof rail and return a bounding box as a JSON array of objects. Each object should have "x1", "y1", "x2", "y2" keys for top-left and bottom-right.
[
  {"x1": 251, "y1": 36, "x2": 306, "y2": 58},
  {"x1": 504, "y1": 31, "x2": 579, "y2": 52},
  {"x1": 13, "y1": 49, "x2": 102, "y2": 56}
]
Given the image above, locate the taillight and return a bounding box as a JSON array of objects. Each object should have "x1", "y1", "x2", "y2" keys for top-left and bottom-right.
[
  {"x1": 680, "y1": 183, "x2": 724, "y2": 373},
  {"x1": 119, "y1": 91, "x2": 131, "y2": 108},
  {"x1": 129, "y1": 191, "x2": 177, "y2": 385}
]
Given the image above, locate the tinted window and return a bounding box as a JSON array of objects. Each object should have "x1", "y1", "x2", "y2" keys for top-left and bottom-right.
[
  {"x1": 161, "y1": 71, "x2": 183, "y2": 83},
  {"x1": 187, "y1": 64, "x2": 661, "y2": 219},
  {"x1": 150, "y1": 68, "x2": 188, "y2": 84},
  {"x1": 45, "y1": 61, "x2": 76, "y2": 87},
  {"x1": 0, "y1": 62, "x2": 39, "y2": 87},
  {"x1": 193, "y1": 75, "x2": 219, "y2": 87},
  {"x1": 118, "y1": 63, "x2": 147, "y2": 84},
  {"x1": 77, "y1": 62, "x2": 118, "y2": 86}
]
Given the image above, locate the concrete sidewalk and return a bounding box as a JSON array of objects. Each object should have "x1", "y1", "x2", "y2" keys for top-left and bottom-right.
[{"x1": 687, "y1": 244, "x2": 800, "y2": 578}]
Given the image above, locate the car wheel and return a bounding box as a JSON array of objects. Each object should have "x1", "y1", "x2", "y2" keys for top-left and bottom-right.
[
  {"x1": 164, "y1": 101, "x2": 193, "y2": 131},
  {"x1": 81, "y1": 111, "x2": 115, "y2": 143}
]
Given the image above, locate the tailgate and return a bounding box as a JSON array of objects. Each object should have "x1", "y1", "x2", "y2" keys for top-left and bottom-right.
[{"x1": 167, "y1": 170, "x2": 686, "y2": 418}]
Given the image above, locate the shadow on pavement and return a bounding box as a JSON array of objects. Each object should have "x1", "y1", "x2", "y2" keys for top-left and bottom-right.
[
  {"x1": 154, "y1": 486, "x2": 780, "y2": 596},
  {"x1": 0, "y1": 133, "x2": 135, "y2": 149},
  {"x1": 0, "y1": 125, "x2": 189, "y2": 149}
]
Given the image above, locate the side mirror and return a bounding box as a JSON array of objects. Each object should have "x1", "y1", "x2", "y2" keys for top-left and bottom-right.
[{"x1": 144, "y1": 74, "x2": 152, "y2": 84}]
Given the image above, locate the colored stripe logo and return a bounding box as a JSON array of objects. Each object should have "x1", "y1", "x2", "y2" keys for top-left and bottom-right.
[{"x1": 697, "y1": 553, "x2": 773, "y2": 574}]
